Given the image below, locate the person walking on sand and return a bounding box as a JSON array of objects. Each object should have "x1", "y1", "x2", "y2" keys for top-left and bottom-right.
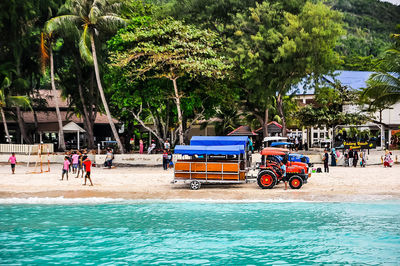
[
  {"x1": 348, "y1": 149, "x2": 354, "y2": 167},
  {"x1": 76, "y1": 151, "x2": 84, "y2": 178},
  {"x1": 323, "y1": 150, "x2": 329, "y2": 173},
  {"x1": 344, "y1": 149, "x2": 349, "y2": 167},
  {"x1": 82, "y1": 156, "x2": 93, "y2": 186},
  {"x1": 61, "y1": 156, "x2": 70, "y2": 181},
  {"x1": 162, "y1": 150, "x2": 169, "y2": 170},
  {"x1": 168, "y1": 150, "x2": 173, "y2": 168},
  {"x1": 164, "y1": 139, "x2": 170, "y2": 151},
  {"x1": 71, "y1": 151, "x2": 79, "y2": 174},
  {"x1": 384, "y1": 150, "x2": 393, "y2": 168},
  {"x1": 353, "y1": 150, "x2": 359, "y2": 167},
  {"x1": 281, "y1": 157, "x2": 288, "y2": 190},
  {"x1": 360, "y1": 150, "x2": 366, "y2": 167},
  {"x1": 330, "y1": 148, "x2": 337, "y2": 166},
  {"x1": 8, "y1": 153, "x2": 17, "y2": 174},
  {"x1": 139, "y1": 139, "x2": 144, "y2": 154}
]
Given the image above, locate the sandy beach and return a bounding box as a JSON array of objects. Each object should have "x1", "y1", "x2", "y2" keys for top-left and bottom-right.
[{"x1": 0, "y1": 163, "x2": 398, "y2": 202}]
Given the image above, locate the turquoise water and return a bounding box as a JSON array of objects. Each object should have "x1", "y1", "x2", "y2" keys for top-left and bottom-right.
[{"x1": 1, "y1": 200, "x2": 399, "y2": 265}]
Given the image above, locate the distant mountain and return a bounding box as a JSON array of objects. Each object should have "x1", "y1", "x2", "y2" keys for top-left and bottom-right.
[{"x1": 326, "y1": 0, "x2": 400, "y2": 69}]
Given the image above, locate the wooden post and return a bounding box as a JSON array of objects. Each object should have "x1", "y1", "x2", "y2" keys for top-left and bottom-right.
[{"x1": 77, "y1": 131, "x2": 80, "y2": 150}]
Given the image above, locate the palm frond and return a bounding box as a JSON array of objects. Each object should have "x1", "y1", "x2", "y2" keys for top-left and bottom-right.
[
  {"x1": 7, "y1": 96, "x2": 31, "y2": 110},
  {"x1": 370, "y1": 72, "x2": 400, "y2": 94},
  {"x1": 1, "y1": 77, "x2": 11, "y2": 89},
  {"x1": 89, "y1": 5, "x2": 101, "y2": 24},
  {"x1": 79, "y1": 24, "x2": 94, "y2": 64},
  {"x1": 0, "y1": 63, "x2": 16, "y2": 76},
  {"x1": 45, "y1": 15, "x2": 81, "y2": 34},
  {"x1": 96, "y1": 15, "x2": 126, "y2": 32}
]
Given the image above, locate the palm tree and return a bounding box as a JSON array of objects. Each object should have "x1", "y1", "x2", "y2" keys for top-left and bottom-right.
[
  {"x1": 0, "y1": 75, "x2": 30, "y2": 143},
  {"x1": 40, "y1": 33, "x2": 66, "y2": 151},
  {"x1": 365, "y1": 46, "x2": 400, "y2": 103},
  {"x1": 45, "y1": 0, "x2": 126, "y2": 153}
]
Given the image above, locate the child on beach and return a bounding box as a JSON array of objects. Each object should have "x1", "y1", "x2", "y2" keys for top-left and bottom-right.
[
  {"x1": 72, "y1": 151, "x2": 79, "y2": 174},
  {"x1": 384, "y1": 151, "x2": 393, "y2": 168},
  {"x1": 162, "y1": 150, "x2": 168, "y2": 170},
  {"x1": 61, "y1": 156, "x2": 70, "y2": 181},
  {"x1": 82, "y1": 156, "x2": 93, "y2": 186},
  {"x1": 168, "y1": 150, "x2": 173, "y2": 169},
  {"x1": 8, "y1": 153, "x2": 16, "y2": 174}
]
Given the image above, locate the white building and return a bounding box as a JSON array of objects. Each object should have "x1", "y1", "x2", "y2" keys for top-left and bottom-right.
[{"x1": 293, "y1": 70, "x2": 400, "y2": 149}]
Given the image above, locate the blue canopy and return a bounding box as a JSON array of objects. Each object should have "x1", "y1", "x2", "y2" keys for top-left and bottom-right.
[
  {"x1": 270, "y1": 142, "x2": 293, "y2": 147},
  {"x1": 174, "y1": 145, "x2": 245, "y2": 156},
  {"x1": 190, "y1": 136, "x2": 249, "y2": 147}
]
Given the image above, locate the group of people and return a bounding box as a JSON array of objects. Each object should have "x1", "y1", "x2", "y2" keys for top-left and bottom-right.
[
  {"x1": 138, "y1": 139, "x2": 158, "y2": 154},
  {"x1": 288, "y1": 136, "x2": 302, "y2": 151},
  {"x1": 323, "y1": 148, "x2": 367, "y2": 173},
  {"x1": 162, "y1": 140, "x2": 173, "y2": 170},
  {"x1": 343, "y1": 149, "x2": 366, "y2": 168},
  {"x1": 62, "y1": 150, "x2": 93, "y2": 186}
]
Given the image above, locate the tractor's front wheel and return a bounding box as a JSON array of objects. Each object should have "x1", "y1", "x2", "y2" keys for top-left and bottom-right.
[
  {"x1": 257, "y1": 170, "x2": 277, "y2": 189},
  {"x1": 289, "y1": 176, "x2": 303, "y2": 189}
]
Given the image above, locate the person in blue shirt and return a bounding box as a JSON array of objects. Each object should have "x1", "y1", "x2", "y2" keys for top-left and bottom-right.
[{"x1": 281, "y1": 156, "x2": 288, "y2": 190}]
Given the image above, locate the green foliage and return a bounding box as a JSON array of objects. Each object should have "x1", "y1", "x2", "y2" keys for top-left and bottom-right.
[
  {"x1": 107, "y1": 17, "x2": 232, "y2": 142},
  {"x1": 327, "y1": 0, "x2": 400, "y2": 70},
  {"x1": 298, "y1": 82, "x2": 368, "y2": 128},
  {"x1": 229, "y1": 1, "x2": 344, "y2": 131},
  {"x1": 46, "y1": 0, "x2": 127, "y2": 64},
  {"x1": 108, "y1": 18, "x2": 231, "y2": 80}
]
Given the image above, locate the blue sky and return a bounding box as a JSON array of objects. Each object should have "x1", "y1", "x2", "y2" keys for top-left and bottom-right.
[{"x1": 380, "y1": 0, "x2": 400, "y2": 5}]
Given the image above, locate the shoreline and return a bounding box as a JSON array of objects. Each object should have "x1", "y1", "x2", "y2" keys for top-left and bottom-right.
[
  {"x1": 0, "y1": 192, "x2": 399, "y2": 204},
  {"x1": 0, "y1": 164, "x2": 399, "y2": 203}
]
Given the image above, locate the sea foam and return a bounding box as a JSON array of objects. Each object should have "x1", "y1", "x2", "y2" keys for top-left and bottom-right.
[
  {"x1": 0, "y1": 195, "x2": 396, "y2": 205},
  {"x1": 0, "y1": 197, "x2": 125, "y2": 205}
]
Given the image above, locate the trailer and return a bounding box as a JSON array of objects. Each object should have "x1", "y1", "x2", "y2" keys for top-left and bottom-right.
[{"x1": 172, "y1": 136, "x2": 251, "y2": 190}]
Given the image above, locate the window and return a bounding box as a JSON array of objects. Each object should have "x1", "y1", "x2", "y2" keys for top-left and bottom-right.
[
  {"x1": 313, "y1": 133, "x2": 318, "y2": 139},
  {"x1": 320, "y1": 133, "x2": 324, "y2": 138}
]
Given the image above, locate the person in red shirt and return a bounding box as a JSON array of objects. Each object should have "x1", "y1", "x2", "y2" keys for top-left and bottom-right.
[{"x1": 82, "y1": 156, "x2": 93, "y2": 186}]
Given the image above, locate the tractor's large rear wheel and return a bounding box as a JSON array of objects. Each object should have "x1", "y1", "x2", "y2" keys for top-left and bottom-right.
[
  {"x1": 257, "y1": 170, "x2": 277, "y2": 189},
  {"x1": 289, "y1": 175, "x2": 303, "y2": 189}
]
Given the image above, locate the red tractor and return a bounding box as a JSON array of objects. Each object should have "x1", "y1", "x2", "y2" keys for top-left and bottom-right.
[{"x1": 257, "y1": 148, "x2": 310, "y2": 189}]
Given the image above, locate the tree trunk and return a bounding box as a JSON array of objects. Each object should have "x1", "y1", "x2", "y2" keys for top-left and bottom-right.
[
  {"x1": 129, "y1": 110, "x2": 164, "y2": 144},
  {"x1": 276, "y1": 93, "x2": 287, "y2": 136},
  {"x1": 263, "y1": 108, "x2": 269, "y2": 138},
  {"x1": 172, "y1": 78, "x2": 184, "y2": 145},
  {"x1": 73, "y1": 52, "x2": 95, "y2": 148},
  {"x1": 15, "y1": 106, "x2": 32, "y2": 144},
  {"x1": 90, "y1": 32, "x2": 124, "y2": 153},
  {"x1": 1, "y1": 107, "x2": 11, "y2": 143},
  {"x1": 33, "y1": 109, "x2": 39, "y2": 143},
  {"x1": 50, "y1": 47, "x2": 66, "y2": 151}
]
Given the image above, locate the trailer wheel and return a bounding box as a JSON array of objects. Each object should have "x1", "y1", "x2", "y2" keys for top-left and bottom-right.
[
  {"x1": 257, "y1": 170, "x2": 276, "y2": 189},
  {"x1": 289, "y1": 176, "x2": 303, "y2": 189},
  {"x1": 190, "y1": 180, "x2": 201, "y2": 190}
]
